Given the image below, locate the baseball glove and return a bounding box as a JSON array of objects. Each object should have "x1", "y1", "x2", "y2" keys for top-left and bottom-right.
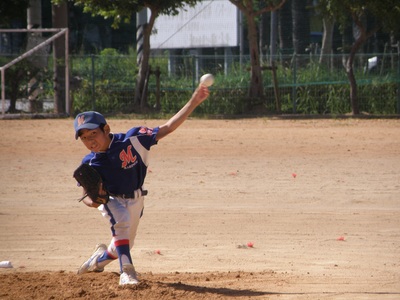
[{"x1": 73, "y1": 164, "x2": 109, "y2": 204}]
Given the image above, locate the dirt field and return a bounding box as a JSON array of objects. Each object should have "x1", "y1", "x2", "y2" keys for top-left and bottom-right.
[{"x1": 0, "y1": 117, "x2": 399, "y2": 299}]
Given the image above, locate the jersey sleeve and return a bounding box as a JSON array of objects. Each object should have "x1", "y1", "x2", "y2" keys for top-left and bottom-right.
[{"x1": 125, "y1": 126, "x2": 159, "y2": 150}]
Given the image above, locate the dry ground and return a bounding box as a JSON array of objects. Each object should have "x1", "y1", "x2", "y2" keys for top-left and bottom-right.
[{"x1": 0, "y1": 117, "x2": 399, "y2": 299}]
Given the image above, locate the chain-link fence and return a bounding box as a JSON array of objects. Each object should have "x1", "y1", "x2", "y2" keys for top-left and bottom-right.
[
  {"x1": 1, "y1": 50, "x2": 399, "y2": 116},
  {"x1": 70, "y1": 51, "x2": 399, "y2": 116}
]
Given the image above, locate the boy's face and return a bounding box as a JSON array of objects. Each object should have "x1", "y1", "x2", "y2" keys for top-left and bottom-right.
[{"x1": 78, "y1": 125, "x2": 110, "y2": 152}]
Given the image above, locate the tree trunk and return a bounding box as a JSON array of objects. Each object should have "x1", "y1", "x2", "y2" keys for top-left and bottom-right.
[
  {"x1": 319, "y1": 17, "x2": 335, "y2": 66},
  {"x1": 230, "y1": 0, "x2": 286, "y2": 107},
  {"x1": 134, "y1": 9, "x2": 158, "y2": 111},
  {"x1": 344, "y1": 15, "x2": 379, "y2": 115},
  {"x1": 345, "y1": 31, "x2": 366, "y2": 115},
  {"x1": 52, "y1": 2, "x2": 68, "y2": 114},
  {"x1": 27, "y1": 0, "x2": 42, "y2": 113},
  {"x1": 345, "y1": 55, "x2": 359, "y2": 115},
  {"x1": 247, "y1": 14, "x2": 264, "y2": 100},
  {"x1": 134, "y1": 22, "x2": 150, "y2": 109},
  {"x1": 259, "y1": 13, "x2": 269, "y2": 58},
  {"x1": 6, "y1": 68, "x2": 25, "y2": 113}
]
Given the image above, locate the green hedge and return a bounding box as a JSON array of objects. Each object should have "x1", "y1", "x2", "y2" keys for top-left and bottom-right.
[{"x1": 70, "y1": 51, "x2": 399, "y2": 116}]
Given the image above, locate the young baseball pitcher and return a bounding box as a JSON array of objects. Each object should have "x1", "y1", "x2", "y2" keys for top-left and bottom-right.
[{"x1": 73, "y1": 85, "x2": 209, "y2": 285}]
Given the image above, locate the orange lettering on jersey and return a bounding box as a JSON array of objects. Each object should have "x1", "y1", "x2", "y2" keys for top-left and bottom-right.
[{"x1": 119, "y1": 145, "x2": 137, "y2": 168}]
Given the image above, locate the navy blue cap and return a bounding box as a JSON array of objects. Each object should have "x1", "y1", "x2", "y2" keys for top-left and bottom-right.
[{"x1": 74, "y1": 111, "x2": 107, "y2": 139}]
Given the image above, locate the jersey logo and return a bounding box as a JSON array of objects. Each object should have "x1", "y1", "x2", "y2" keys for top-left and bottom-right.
[
  {"x1": 119, "y1": 145, "x2": 137, "y2": 169},
  {"x1": 77, "y1": 115, "x2": 86, "y2": 126}
]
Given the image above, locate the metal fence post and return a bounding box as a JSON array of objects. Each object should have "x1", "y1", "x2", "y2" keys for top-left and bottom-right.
[
  {"x1": 65, "y1": 28, "x2": 70, "y2": 115},
  {"x1": 397, "y1": 43, "x2": 400, "y2": 114},
  {"x1": 292, "y1": 53, "x2": 297, "y2": 113},
  {"x1": 91, "y1": 54, "x2": 95, "y2": 110},
  {"x1": 1, "y1": 68, "x2": 5, "y2": 116},
  {"x1": 192, "y1": 54, "x2": 196, "y2": 90}
]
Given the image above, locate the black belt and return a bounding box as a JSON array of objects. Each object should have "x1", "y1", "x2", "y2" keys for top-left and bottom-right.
[{"x1": 110, "y1": 189, "x2": 148, "y2": 199}]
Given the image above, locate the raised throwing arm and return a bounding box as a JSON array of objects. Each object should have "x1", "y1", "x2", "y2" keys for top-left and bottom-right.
[{"x1": 156, "y1": 85, "x2": 209, "y2": 141}]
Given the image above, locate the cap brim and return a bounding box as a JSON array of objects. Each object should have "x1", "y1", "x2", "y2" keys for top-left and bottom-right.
[{"x1": 75, "y1": 123, "x2": 100, "y2": 139}]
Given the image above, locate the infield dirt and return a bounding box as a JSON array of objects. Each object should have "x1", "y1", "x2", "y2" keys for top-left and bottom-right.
[{"x1": 0, "y1": 117, "x2": 399, "y2": 299}]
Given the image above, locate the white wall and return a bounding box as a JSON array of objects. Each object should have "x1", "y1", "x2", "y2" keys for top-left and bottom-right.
[{"x1": 150, "y1": 0, "x2": 239, "y2": 49}]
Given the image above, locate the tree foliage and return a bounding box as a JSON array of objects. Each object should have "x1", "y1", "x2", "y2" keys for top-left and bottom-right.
[
  {"x1": 316, "y1": 0, "x2": 400, "y2": 114},
  {"x1": 54, "y1": 0, "x2": 202, "y2": 111},
  {"x1": 318, "y1": 0, "x2": 400, "y2": 34},
  {"x1": 68, "y1": 0, "x2": 200, "y2": 27}
]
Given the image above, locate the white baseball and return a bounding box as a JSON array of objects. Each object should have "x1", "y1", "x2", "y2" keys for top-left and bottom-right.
[{"x1": 200, "y1": 73, "x2": 214, "y2": 87}]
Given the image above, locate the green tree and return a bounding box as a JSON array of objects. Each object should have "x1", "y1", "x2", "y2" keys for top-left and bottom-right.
[
  {"x1": 229, "y1": 0, "x2": 286, "y2": 102},
  {"x1": 317, "y1": 0, "x2": 400, "y2": 115},
  {"x1": 56, "y1": 0, "x2": 201, "y2": 112}
]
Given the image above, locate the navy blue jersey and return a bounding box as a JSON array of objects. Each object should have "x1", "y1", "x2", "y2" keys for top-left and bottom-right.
[{"x1": 81, "y1": 126, "x2": 159, "y2": 195}]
